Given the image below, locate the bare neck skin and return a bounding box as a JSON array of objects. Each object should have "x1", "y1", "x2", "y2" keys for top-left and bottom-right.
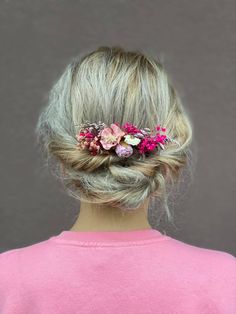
[{"x1": 70, "y1": 197, "x2": 152, "y2": 232}]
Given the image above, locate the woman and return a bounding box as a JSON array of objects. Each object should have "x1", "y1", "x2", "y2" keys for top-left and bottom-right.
[{"x1": 0, "y1": 46, "x2": 235, "y2": 313}]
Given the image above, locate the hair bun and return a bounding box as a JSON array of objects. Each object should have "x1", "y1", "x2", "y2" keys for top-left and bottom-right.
[{"x1": 35, "y1": 46, "x2": 193, "y2": 219}]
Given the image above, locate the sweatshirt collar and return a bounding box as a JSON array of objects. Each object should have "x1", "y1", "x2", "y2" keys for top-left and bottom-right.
[{"x1": 52, "y1": 228, "x2": 166, "y2": 244}]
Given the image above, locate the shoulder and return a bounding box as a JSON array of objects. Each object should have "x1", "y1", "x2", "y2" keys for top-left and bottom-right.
[
  {"x1": 0, "y1": 237, "x2": 55, "y2": 299},
  {"x1": 0, "y1": 238, "x2": 54, "y2": 311},
  {"x1": 165, "y1": 235, "x2": 236, "y2": 265},
  {"x1": 158, "y1": 235, "x2": 236, "y2": 309},
  {"x1": 164, "y1": 235, "x2": 236, "y2": 285},
  {"x1": 0, "y1": 237, "x2": 53, "y2": 275}
]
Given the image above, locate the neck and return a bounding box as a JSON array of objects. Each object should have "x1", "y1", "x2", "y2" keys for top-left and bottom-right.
[{"x1": 70, "y1": 198, "x2": 152, "y2": 232}]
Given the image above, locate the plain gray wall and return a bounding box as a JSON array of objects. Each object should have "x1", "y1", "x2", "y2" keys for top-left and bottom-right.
[{"x1": 0, "y1": 0, "x2": 235, "y2": 255}]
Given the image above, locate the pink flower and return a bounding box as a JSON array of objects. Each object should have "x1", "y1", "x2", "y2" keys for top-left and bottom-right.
[
  {"x1": 100, "y1": 123, "x2": 126, "y2": 150},
  {"x1": 156, "y1": 124, "x2": 166, "y2": 133},
  {"x1": 155, "y1": 134, "x2": 167, "y2": 145},
  {"x1": 137, "y1": 137, "x2": 158, "y2": 154},
  {"x1": 87, "y1": 137, "x2": 101, "y2": 155},
  {"x1": 122, "y1": 122, "x2": 141, "y2": 135},
  {"x1": 76, "y1": 132, "x2": 101, "y2": 155}
]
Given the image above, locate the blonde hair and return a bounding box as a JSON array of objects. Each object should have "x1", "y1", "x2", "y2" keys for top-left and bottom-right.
[{"x1": 35, "y1": 46, "x2": 193, "y2": 222}]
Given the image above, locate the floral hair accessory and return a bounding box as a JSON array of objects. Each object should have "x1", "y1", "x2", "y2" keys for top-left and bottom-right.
[{"x1": 75, "y1": 120, "x2": 180, "y2": 157}]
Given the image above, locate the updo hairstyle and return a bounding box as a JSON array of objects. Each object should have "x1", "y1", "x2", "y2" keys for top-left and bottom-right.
[{"x1": 35, "y1": 46, "x2": 193, "y2": 221}]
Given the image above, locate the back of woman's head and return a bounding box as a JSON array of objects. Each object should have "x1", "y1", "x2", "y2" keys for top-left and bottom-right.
[{"x1": 35, "y1": 46, "x2": 193, "y2": 221}]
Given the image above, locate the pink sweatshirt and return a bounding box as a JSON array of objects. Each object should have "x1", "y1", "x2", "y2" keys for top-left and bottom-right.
[{"x1": 0, "y1": 228, "x2": 236, "y2": 314}]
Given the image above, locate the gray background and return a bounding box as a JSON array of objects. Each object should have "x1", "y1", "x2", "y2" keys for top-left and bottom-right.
[{"x1": 0, "y1": 0, "x2": 235, "y2": 255}]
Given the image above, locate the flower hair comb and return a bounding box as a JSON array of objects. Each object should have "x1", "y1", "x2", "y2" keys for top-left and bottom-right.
[{"x1": 74, "y1": 121, "x2": 180, "y2": 158}]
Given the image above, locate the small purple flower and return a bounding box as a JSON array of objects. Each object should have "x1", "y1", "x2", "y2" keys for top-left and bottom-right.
[{"x1": 115, "y1": 142, "x2": 133, "y2": 157}]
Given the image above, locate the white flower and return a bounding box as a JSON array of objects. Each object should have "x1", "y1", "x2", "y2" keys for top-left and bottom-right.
[{"x1": 124, "y1": 134, "x2": 141, "y2": 146}]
